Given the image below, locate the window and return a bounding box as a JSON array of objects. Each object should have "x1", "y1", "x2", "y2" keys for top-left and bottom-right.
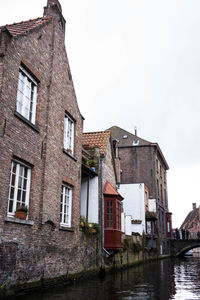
[
  {"x1": 105, "y1": 198, "x2": 121, "y2": 230},
  {"x1": 64, "y1": 114, "x2": 74, "y2": 154},
  {"x1": 60, "y1": 185, "x2": 72, "y2": 227},
  {"x1": 116, "y1": 201, "x2": 121, "y2": 230},
  {"x1": 105, "y1": 200, "x2": 113, "y2": 228},
  {"x1": 7, "y1": 161, "x2": 31, "y2": 217},
  {"x1": 16, "y1": 66, "x2": 38, "y2": 124}
]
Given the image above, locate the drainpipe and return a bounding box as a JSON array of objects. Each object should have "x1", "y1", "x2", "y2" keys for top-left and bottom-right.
[{"x1": 99, "y1": 153, "x2": 105, "y2": 264}]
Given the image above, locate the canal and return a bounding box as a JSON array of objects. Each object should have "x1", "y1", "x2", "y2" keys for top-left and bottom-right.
[{"x1": 8, "y1": 256, "x2": 200, "y2": 300}]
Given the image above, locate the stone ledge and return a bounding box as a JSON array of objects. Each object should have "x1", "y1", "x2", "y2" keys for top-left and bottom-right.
[
  {"x1": 4, "y1": 217, "x2": 34, "y2": 226},
  {"x1": 62, "y1": 148, "x2": 77, "y2": 161},
  {"x1": 59, "y1": 226, "x2": 74, "y2": 232},
  {"x1": 14, "y1": 111, "x2": 40, "y2": 133}
]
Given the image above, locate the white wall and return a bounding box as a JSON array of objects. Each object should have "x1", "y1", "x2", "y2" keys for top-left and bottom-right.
[
  {"x1": 119, "y1": 183, "x2": 146, "y2": 235},
  {"x1": 149, "y1": 199, "x2": 156, "y2": 212},
  {"x1": 125, "y1": 215, "x2": 132, "y2": 236},
  {"x1": 121, "y1": 212, "x2": 125, "y2": 233},
  {"x1": 81, "y1": 176, "x2": 99, "y2": 223}
]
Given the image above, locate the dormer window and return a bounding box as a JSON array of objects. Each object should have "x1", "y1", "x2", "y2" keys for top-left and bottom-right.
[{"x1": 16, "y1": 66, "x2": 38, "y2": 124}]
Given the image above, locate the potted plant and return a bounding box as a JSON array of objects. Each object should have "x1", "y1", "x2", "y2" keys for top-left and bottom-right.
[
  {"x1": 15, "y1": 205, "x2": 28, "y2": 220},
  {"x1": 89, "y1": 159, "x2": 98, "y2": 168},
  {"x1": 67, "y1": 148, "x2": 72, "y2": 154}
]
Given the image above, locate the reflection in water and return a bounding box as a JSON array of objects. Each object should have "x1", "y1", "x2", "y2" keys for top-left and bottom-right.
[{"x1": 9, "y1": 257, "x2": 200, "y2": 300}]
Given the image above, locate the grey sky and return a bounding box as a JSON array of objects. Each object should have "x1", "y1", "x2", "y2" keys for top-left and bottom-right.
[{"x1": 1, "y1": 0, "x2": 200, "y2": 228}]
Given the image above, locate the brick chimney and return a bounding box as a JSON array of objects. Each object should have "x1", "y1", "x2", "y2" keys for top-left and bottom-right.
[
  {"x1": 193, "y1": 203, "x2": 196, "y2": 210},
  {"x1": 43, "y1": 0, "x2": 66, "y2": 33}
]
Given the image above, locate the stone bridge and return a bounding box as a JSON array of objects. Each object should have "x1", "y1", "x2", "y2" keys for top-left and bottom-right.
[{"x1": 169, "y1": 239, "x2": 200, "y2": 257}]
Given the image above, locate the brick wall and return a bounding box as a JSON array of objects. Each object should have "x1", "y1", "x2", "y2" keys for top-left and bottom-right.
[{"x1": 0, "y1": 1, "x2": 85, "y2": 287}]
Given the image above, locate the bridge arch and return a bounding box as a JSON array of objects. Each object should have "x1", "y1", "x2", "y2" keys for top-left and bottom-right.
[
  {"x1": 176, "y1": 244, "x2": 200, "y2": 257},
  {"x1": 170, "y1": 239, "x2": 200, "y2": 257}
]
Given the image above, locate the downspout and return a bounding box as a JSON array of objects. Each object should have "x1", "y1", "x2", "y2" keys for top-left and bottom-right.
[{"x1": 99, "y1": 153, "x2": 105, "y2": 264}]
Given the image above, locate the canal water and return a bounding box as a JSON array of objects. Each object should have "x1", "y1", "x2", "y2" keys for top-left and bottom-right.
[{"x1": 9, "y1": 256, "x2": 200, "y2": 300}]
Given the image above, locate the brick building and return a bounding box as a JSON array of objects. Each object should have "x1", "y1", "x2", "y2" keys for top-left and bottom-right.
[
  {"x1": 82, "y1": 131, "x2": 123, "y2": 251},
  {"x1": 0, "y1": 0, "x2": 91, "y2": 288},
  {"x1": 180, "y1": 203, "x2": 200, "y2": 239},
  {"x1": 109, "y1": 126, "x2": 172, "y2": 254}
]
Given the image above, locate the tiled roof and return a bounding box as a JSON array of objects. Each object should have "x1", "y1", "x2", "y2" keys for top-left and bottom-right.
[
  {"x1": 108, "y1": 125, "x2": 151, "y2": 147},
  {"x1": 181, "y1": 207, "x2": 199, "y2": 230},
  {"x1": 82, "y1": 131, "x2": 111, "y2": 154},
  {"x1": 0, "y1": 17, "x2": 52, "y2": 37},
  {"x1": 103, "y1": 181, "x2": 123, "y2": 200}
]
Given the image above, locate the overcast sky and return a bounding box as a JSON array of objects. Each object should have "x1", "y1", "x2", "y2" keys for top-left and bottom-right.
[{"x1": 1, "y1": 0, "x2": 200, "y2": 228}]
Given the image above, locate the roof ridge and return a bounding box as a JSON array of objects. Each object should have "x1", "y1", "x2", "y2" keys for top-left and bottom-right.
[
  {"x1": 0, "y1": 16, "x2": 52, "y2": 37},
  {"x1": 83, "y1": 130, "x2": 110, "y2": 135},
  {"x1": 0, "y1": 16, "x2": 51, "y2": 29}
]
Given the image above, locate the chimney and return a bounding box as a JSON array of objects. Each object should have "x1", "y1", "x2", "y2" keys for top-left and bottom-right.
[
  {"x1": 133, "y1": 126, "x2": 139, "y2": 145},
  {"x1": 43, "y1": 0, "x2": 66, "y2": 32},
  {"x1": 193, "y1": 203, "x2": 196, "y2": 210}
]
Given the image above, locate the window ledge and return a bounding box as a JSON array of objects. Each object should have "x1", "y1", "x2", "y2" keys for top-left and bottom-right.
[
  {"x1": 5, "y1": 216, "x2": 34, "y2": 226},
  {"x1": 62, "y1": 148, "x2": 77, "y2": 161},
  {"x1": 14, "y1": 111, "x2": 40, "y2": 133},
  {"x1": 59, "y1": 225, "x2": 74, "y2": 232}
]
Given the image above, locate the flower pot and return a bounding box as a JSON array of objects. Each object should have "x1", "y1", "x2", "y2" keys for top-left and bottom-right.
[
  {"x1": 90, "y1": 228, "x2": 96, "y2": 234},
  {"x1": 15, "y1": 211, "x2": 27, "y2": 220}
]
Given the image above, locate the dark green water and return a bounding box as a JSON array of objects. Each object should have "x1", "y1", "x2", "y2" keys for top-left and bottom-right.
[{"x1": 8, "y1": 257, "x2": 200, "y2": 300}]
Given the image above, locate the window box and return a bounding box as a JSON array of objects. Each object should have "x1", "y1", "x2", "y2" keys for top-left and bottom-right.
[
  {"x1": 14, "y1": 205, "x2": 28, "y2": 220},
  {"x1": 14, "y1": 211, "x2": 27, "y2": 220}
]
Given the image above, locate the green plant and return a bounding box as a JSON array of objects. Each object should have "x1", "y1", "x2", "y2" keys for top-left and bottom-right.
[
  {"x1": 82, "y1": 157, "x2": 90, "y2": 166},
  {"x1": 131, "y1": 241, "x2": 142, "y2": 253},
  {"x1": 145, "y1": 211, "x2": 157, "y2": 220},
  {"x1": 123, "y1": 237, "x2": 142, "y2": 253},
  {"x1": 16, "y1": 205, "x2": 28, "y2": 213},
  {"x1": 80, "y1": 215, "x2": 86, "y2": 228},
  {"x1": 89, "y1": 159, "x2": 98, "y2": 168},
  {"x1": 91, "y1": 223, "x2": 100, "y2": 235}
]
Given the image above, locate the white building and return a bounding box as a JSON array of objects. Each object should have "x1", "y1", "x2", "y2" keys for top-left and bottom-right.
[{"x1": 119, "y1": 183, "x2": 148, "y2": 236}]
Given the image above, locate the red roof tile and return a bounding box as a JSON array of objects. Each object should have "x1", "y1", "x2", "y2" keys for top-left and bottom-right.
[
  {"x1": 82, "y1": 131, "x2": 111, "y2": 154},
  {"x1": 0, "y1": 17, "x2": 52, "y2": 37},
  {"x1": 103, "y1": 181, "x2": 123, "y2": 200}
]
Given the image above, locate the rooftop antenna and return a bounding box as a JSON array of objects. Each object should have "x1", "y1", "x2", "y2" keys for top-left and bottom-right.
[{"x1": 133, "y1": 126, "x2": 139, "y2": 145}]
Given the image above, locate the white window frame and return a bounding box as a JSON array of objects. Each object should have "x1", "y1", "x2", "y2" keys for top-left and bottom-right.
[
  {"x1": 64, "y1": 114, "x2": 74, "y2": 154},
  {"x1": 16, "y1": 66, "x2": 38, "y2": 124},
  {"x1": 60, "y1": 185, "x2": 72, "y2": 227},
  {"x1": 7, "y1": 161, "x2": 31, "y2": 217}
]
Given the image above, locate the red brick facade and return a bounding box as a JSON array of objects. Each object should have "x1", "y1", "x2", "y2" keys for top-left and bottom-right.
[{"x1": 0, "y1": 0, "x2": 92, "y2": 287}]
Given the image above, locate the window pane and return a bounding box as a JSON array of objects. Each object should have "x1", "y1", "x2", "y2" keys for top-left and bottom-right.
[
  {"x1": 9, "y1": 200, "x2": 13, "y2": 213},
  {"x1": 10, "y1": 187, "x2": 15, "y2": 200},
  {"x1": 11, "y1": 173, "x2": 16, "y2": 187}
]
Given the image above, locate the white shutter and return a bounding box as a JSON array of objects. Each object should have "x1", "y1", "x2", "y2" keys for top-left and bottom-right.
[
  {"x1": 32, "y1": 85, "x2": 37, "y2": 124},
  {"x1": 71, "y1": 121, "x2": 74, "y2": 154},
  {"x1": 64, "y1": 116, "x2": 68, "y2": 149}
]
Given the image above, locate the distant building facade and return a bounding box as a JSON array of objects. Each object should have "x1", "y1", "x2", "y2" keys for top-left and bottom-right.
[
  {"x1": 180, "y1": 203, "x2": 200, "y2": 239},
  {"x1": 109, "y1": 126, "x2": 172, "y2": 254}
]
